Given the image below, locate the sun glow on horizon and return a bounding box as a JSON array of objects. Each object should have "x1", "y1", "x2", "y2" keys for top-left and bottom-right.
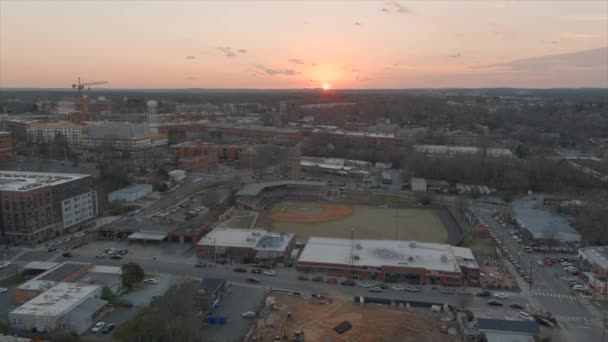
[{"x1": 322, "y1": 82, "x2": 331, "y2": 90}]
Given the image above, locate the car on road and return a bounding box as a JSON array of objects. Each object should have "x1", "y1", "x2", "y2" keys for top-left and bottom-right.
[
  {"x1": 405, "y1": 286, "x2": 422, "y2": 292},
  {"x1": 234, "y1": 267, "x2": 247, "y2": 273},
  {"x1": 440, "y1": 289, "x2": 455, "y2": 295},
  {"x1": 251, "y1": 268, "x2": 262, "y2": 274},
  {"x1": 144, "y1": 278, "x2": 159, "y2": 285},
  {"x1": 311, "y1": 276, "x2": 324, "y2": 282},
  {"x1": 518, "y1": 312, "x2": 534, "y2": 321},
  {"x1": 119, "y1": 249, "x2": 128, "y2": 255},
  {"x1": 62, "y1": 252, "x2": 72, "y2": 257},
  {"x1": 376, "y1": 283, "x2": 388, "y2": 290},
  {"x1": 341, "y1": 279, "x2": 356, "y2": 286},
  {"x1": 476, "y1": 291, "x2": 492, "y2": 297},
  {"x1": 572, "y1": 284, "x2": 587, "y2": 291},
  {"x1": 487, "y1": 300, "x2": 503, "y2": 306},
  {"x1": 242, "y1": 311, "x2": 256, "y2": 318},
  {"x1": 510, "y1": 303, "x2": 525, "y2": 309},
  {"x1": 326, "y1": 277, "x2": 337, "y2": 284},
  {"x1": 47, "y1": 246, "x2": 56, "y2": 252},
  {"x1": 246, "y1": 277, "x2": 260, "y2": 283},
  {"x1": 358, "y1": 282, "x2": 373, "y2": 288},
  {"x1": 369, "y1": 286, "x2": 382, "y2": 293},
  {"x1": 194, "y1": 262, "x2": 208, "y2": 268},
  {"x1": 263, "y1": 270, "x2": 276, "y2": 276},
  {"x1": 91, "y1": 322, "x2": 105, "y2": 333},
  {"x1": 297, "y1": 274, "x2": 310, "y2": 281},
  {"x1": 391, "y1": 285, "x2": 405, "y2": 291},
  {"x1": 536, "y1": 260, "x2": 544, "y2": 266},
  {"x1": 102, "y1": 323, "x2": 116, "y2": 334},
  {"x1": 493, "y1": 292, "x2": 509, "y2": 299},
  {"x1": 0, "y1": 287, "x2": 8, "y2": 293},
  {"x1": 110, "y1": 255, "x2": 122, "y2": 260},
  {"x1": 544, "y1": 258, "x2": 553, "y2": 266},
  {"x1": 312, "y1": 293, "x2": 326, "y2": 299},
  {"x1": 0, "y1": 261, "x2": 11, "y2": 269},
  {"x1": 95, "y1": 253, "x2": 107, "y2": 258}
]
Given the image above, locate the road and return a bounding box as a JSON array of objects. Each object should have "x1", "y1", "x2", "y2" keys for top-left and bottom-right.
[{"x1": 473, "y1": 206, "x2": 606, "y2": 342}]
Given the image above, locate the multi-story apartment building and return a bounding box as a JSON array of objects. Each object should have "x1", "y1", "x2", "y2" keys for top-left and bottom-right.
[
  {"x1": 0, "y1": 132, "x2": 14, "y2": 162},
  {"x1": 26, "y1": 121, "x2": 85, "y2": 147},
  {"x1": 175, "y1": 103, "x2": 219, "y2": 113},
  {"x1": 0, "y1": 171, "x2": 97, "y2": 245}
]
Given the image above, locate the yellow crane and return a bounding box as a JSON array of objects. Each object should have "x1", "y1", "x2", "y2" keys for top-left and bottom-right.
[{"x1": 72, "y1": 77, "x2": 108, "y2": 113}]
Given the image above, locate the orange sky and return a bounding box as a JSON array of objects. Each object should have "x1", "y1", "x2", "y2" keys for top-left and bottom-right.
[{"x1": 1, "y1": 1, "x2": 606, "y2": 88}]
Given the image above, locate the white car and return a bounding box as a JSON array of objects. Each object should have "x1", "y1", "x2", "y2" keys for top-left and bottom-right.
[
  {"x1": 144, "y1": 278, "x2": 159, "y2": 285},
  {"x1": 242, "y1": 311, "x2": 256, "y2": 318},
  {"x1": 358, "y1": 282, "x2": 373, "y2": 288},
  {"x1": 0, "y1": 261, "x2": 10, "y2": 269},
  {"x1": 493, "y1": 292, "x2": 509, "y2": 299},
  {"x1": 91, "y1": 322, "x2": 105, "y2": 333},
  {"x1": 572, "y1": 285, "x2": 586, "y2": 291},
  {"x1": 390, "y1": 285, "x2": 405, "y2": 291},
  {"x1": 263, "y1": 270, "x2": 276, "y2": 276},
  {"x1": 536, "y1": 261, "x2": 544, "y2": 266},
  {"x1": 0, "y1": 287, "x2": 8, "y2": 293},
  {"x1": 518, "y1": 312, "x2": 534, "y2": 321}
]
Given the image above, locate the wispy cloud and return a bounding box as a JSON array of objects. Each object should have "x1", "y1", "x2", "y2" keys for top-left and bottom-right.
[
  {"x1": 185, "y1": 56, "x2": 196, "y2": 60},
  {"x1": 540, "y1": 40, "x2": 560, "y2": 45},
  {"x1": 382, "y1": 1, "x2": 412, "y2": 15},
  {"x1": 356, "y1": 75, "x2": 372, "y2": 82},
  {"x1": 353, "y1": 21, "x2": 362, "y2": 26},
  {"x1": 560, "y1": 15, "x2": 608, "y2": 22},
  {"x1": 255, "y1": 65, "x2": 301, "y2": 76},
  {"x1": 288, "y1": 58, "x2": 306, "y2": 65},
  {"x1": 311, "y1": 62, "x2": 317, "y2": 67},
  {"x1": 217, "y1": 47, "x2": 237, "y2": 57},
  {"x1": 184, "y1": 76, "x2": 199, "y2": 80},
  {"x1": 351, "y1": 69, "x2": 361, "y2": 73},
  {"x1": 448, "y1": 52, "x2": 461, "y2": 58},
  {"x1": 560, "y1": 32, "x2": 600, "y2": 40},
  {"x1": 237, "y1": 49, "x2": 248, "y2": 54}
]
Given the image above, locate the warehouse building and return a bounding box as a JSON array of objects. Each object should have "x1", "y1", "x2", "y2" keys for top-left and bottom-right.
[
  {"x1": 197, "y1": 228, "x2": 296, "y2": 264},
  {"x1": 512, "y1": 196, "x2": 581, "y2": 243},
  {"x1": 10, "y1": 282, "x2": 105, "y2": 334},
  {"x1": 0, "y1": 171, "x2": 97, "y2": 245},
  {"x1": 296, "y1": 237, "x2": 479, "y2": 286},
  {"x1": 108, "y1": 184, "x2": 153, "y2": 203}
]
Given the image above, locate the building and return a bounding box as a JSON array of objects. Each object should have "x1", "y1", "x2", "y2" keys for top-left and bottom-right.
[
  {"x1": 579, "y1": 246, "x2": 608, "y2": 275},
  {"x1": 413, "y1": 145, "x2": 513, "y2": 158},
  {"x1": 395, "y1": 127, "x2": 428, "y2": 145},
  {"x1": 99, "y1": 217, "x2": 211, "y2": 245},
  {"x1": 296, "y1": 237, "x2": 479, "y2": 286},
  {"x1": 0, "y1": 171, "x2": 97, "y2": 244},
  {"x1": 411, "y1": 178, "x2": 427, "y2": 192},
  {"x1": 108, "y1": 184, "x2": 153, "y2": 203},
  {"x1": 311, "y1": 128, "x2": 396, "y2": 148},
  {"x1": 26, "y1": 121, "x2": 85, "y2": 146},
  {"x1": 477, "y1": 318, "x2": 540, "y2": 342},
  {"x1": 147, "y1": 100, "x2": 159, "y2": 128},
  {"x1": 198, "y1": 278, "x2": 227, "y2": 313},
  {"x1": 3, "y1": 99, "x2": 37, "y2": 114},
  {"x1": 176, "y1": 103, "x2": 219, "y2": 113},
  {"x1": 0, "y1": 131, "x2": 14, "y2": 162},
  {"x1": 10, "y1": 282, "x2": 105, "y2": 334},
  {"x1": 279, "y1": 101, "x2": 297, "y2": 114},
  {"x1": 82, "y1": 122, "x2": 168, "y2": 151},
  {"x1": 223, "y1": 103, "x2": 262, "y2": 114},
  {"x1": 197, "y1": 228, "x2": 296, "y2": 264},
  {"x1": 512, "y1": 196, "x2": 581, "y2": 243},
  {"x1": 170, "y1": 140, "x2": 219, "y2": 172}
]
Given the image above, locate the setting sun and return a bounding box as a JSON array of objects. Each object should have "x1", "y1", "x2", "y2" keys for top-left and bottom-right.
[{"x1": 322, "y1": 83, "x2": 331, "y2": 90}]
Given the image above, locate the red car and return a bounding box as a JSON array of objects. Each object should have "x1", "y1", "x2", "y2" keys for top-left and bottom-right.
[
  {"x1": 246, "y1": 277, "x2": 260, "y2": 283},
  {"x1": 544, "y1": 258, "x2": 553, "y2": 266},
  {"x1": 326, "y1": 277, "x2": 337, "y2": 284}
]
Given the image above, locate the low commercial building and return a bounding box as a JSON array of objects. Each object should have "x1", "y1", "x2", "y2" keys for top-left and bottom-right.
[
  {"x1": 0, "y1": 171, "x2": 98, "y2": 245},
  {"x1": 579, "y1": 246, "x2": 608, "y2": 297},
  {"x1": 108, "y1": 184, "x2": 153, "y2": 203},
  {"x1": 296, "y1": 237, "x2": 479, "y2": 286},
  {"x1": 413, "y1": 145, "x2": 513, "y2": 158},
  {"x1": 513, "y1": 196, "x2": 581, "y2": 243},
  {"x1": 197, "y1": 228, "x2": 296, "y2": 264},
  {"x1": 98, "y1": 217, "x2": 210, "y2": 245},
  {"x1": 10, "y1": 282, "x2": 105, "y2": 334},
  {"x1": 477, "y1": 318, "x2": 540, "y2": 342},
  {"x1": 411, "y1": 178, "x2": 427, "y2": 192}
]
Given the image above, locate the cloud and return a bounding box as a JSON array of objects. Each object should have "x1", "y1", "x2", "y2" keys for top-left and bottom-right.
[
  {"x1": 217, "y1": 47, "x2": 237, "y2": 57},
  {"x1": 288, "y1": 58, "x2": 306, "y2": 65},
  {"x1": 351, "y1": 69, "x2": 361, "y2": 73},
  {"x1": 185, "y1": 56, "x2": 196, "y2": 59},
  {"x1": 353, "y1": 21, "x2": 362, "y2": 26},
  {"x1": 560, "y1": 32, "x2": 600, "y2": 40},
  {"x1": 470, "y1": 47, "x2": 608, "y2": 72},
  {"x1": 448, "y1": 52, "x2": 461, "y2": 58},
  {"x1": 255, "y1": 65, "x2": 301, "y2": 76},
  {"x1": 311, "y1": 62, "x2": 317, "y2": 66},
  {"x1": 184, "y1": 76, "x2": 199, "y2": 80},
  {"x1": 237, "y1": 49, "x2": 248, "y2": 54},
  {"x1": 356, "y1": 75, "x2": 372, "y2": 82},
  {"x1": 560, "y1": 15, "x2": 608, "y2": 22},
  {"x1": 382, "y1": 1, "x2": 412, "y2": 15}
]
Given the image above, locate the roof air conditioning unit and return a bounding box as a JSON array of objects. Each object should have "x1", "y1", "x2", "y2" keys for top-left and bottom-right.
[
  {"x1": 440, "y1": 254, "x2": 448, "y2": 262},
  {"x1": 353, "y1": 254, "x2": 360, "y2": 261},
  {"x1": 409, "y1": 242, "x2": 416, "y2": 248}
]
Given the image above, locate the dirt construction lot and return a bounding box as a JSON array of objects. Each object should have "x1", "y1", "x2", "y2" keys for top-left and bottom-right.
[
  {"x1": 259, "y1": 201, "x2": 451, "y2": 243},
  {"x1": 248, "y1": 293, "x2": 459, "y2": 342}
]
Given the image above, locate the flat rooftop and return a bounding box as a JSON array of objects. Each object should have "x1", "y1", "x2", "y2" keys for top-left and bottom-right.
[
  {"x1": 109, "y1": 184, "x2": 152, "y2": 195},
  {"x1": 198, "y1": 228, "x2": 267, "y2": 248},
  {"x1": 0, "y1": 171, "x2": 90, "y2": 192},
  {"x1": 298, "y1": 237, "x2": 467, "y2": 273},
  {"x1": 579, "y1": 246, "x2": 608, "y2": 270},
  {"x1": 11, "y1": 282, "x2": 100, "y2": 317},
  {"x1": 236, "y1": 180, "x2": 326, "y2": 197},
  {"x1": 512, "y1": 196, "x2": 581, "y2": 242}
]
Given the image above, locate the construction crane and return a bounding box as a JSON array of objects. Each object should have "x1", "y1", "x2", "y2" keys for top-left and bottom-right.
[{"x1": 72, "y1": 77, "x2": 108, "y2": 113}]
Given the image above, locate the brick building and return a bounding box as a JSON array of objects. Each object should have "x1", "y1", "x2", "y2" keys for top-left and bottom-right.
[{"x1": 0, "y1": 131, "x2": 14, "y2": 162}]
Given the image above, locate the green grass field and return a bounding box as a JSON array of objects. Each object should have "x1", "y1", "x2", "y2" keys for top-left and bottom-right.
[
  {"x1": 266, "y1": 201, "x2": 448, "y2": 243},
  {"x1": 223, "y1": 211, "x2": 257, "y2": 229},
  {"x1": 340, "y1": 192, "x2": 415, "y2": 206}
]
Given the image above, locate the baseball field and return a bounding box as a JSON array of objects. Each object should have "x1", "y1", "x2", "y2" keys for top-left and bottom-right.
[{"x1": 260, "y1": 200, "x2": 459, "y2": 243}]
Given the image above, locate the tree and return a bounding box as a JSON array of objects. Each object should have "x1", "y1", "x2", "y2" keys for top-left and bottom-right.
[
  {"x1": 101, "y1": 286, "x2": 117, "y2": 302},
  {"x1": 121, "y1": 263, "x2": 145, "y2": 289}
]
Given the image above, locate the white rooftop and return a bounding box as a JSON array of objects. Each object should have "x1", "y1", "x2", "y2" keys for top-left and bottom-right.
[
  {"x1": 0, "y1": 171, "x2": 90, "y2": 192},
  {"x1": 16, "y1": 279, "x2": 56, "y2": 292},
  {"x1": 298, "y1": 237, "x2": 466, "y2": 273},
  {"x1": 198, "y1": 228, "x2": 294, "y2": 252},
  {"x1": 11, "y1": 282, "x2": 100, "y2": 317}
]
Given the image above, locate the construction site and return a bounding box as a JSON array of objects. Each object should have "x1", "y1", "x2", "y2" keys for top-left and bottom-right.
[{"x1": 245, "y1": 292, "x2": 460, "y2": 342}]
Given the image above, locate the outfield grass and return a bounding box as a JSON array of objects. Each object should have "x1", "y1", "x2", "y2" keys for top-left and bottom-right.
[
  {"x1": 223, "y1": 212, "x2": 256, "y2": 229},
  {"x1": 267, "y1": 201, "x2": 448, "y2": 243},
  {"x1": 341, "y1": 192, "x2": 415, "y2": 206}
]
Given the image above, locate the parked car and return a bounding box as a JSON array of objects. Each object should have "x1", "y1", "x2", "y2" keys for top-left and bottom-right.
[
  {"x1": 536, "y1": 260, "x2": 544, "y2": 266},
  {"x1": 234, "y1": 267, "x2": 247, "y2": 273},
  {"x1": 405, "y1": 286, "x2": 422, "y2": 292},
  {"x1": 391, "y1": 285, "x2": 405, "y2": 291},
  {"x1": 246, "y1": 277, "x2": 260, "y2": 283},
  {"x1": 326, "y1": 277, "x2": 338, "y2": 284},
  {"x1": 312, "y1": 293, "x2": 326, "y2": 299},
  {"x1": 194, "y1": 262, "x2": 208, "y2": 268},
  {"x1": 341, "y1": 279, "x2": 356, "y2": 286},
  {"x1": 0, "y1": 261, "x2": 11, "y2": 269},
  {"x1": 95, "y1": 253, "x2": 107, "y2": 258},
  {"x1": 144, "y1": 278, "x2": 159, "y2": 285},
  {"x1": 369, "y1": 286, "x2": 382, "y2": 293},
  {"x1": 544, "y1": 258, "x2": 553, "y2": 266},
  {"x1": 510, "y1": 303, "x2": 525, "y2": 309},
  {"x1": 487, "y1": 300, "x2": 503, "y2": 306},
  {"x1": 376, "y1": 283, "x2": 389, "y2": 290},
  {"x1": 493, "y1": 292, "x2": 509, "y2": 299},
  {"x1": 47, "y1": 246, "x2": 56, "y2": 252},
  {"x1": 440, "y1": 289, "x2": 455, "y2": 295},
  {"x1": 119, "y1": 249, "x2": 128, "y2": 255},
  {"x1": 477, "y1": 291, "x2": 492, "y2": 297},
  {"x1": 311, "y1": 276, "x2": 324, "y2": 282},
  {"x1": 263, "y1": 270, "x2": 276, "y2": 276},
  {"x1": 297, "y1": 274, "x2": 310, "y2": 281},
  {"x1": 62, "y1": 252, "x2": 72, "y2": 257},
  {"x1": 91, "y1": 322, "x2": 105, "y2": 333},
  {"x1": 251, "y1": 268, "x2": 262, "y2": 274},
  {"x1": 242, "y1": 311, "x2": 256, "y2": 318},
  {"x1": 358, "y1": 282, "x2": 373, "y2": 288},
  {"x1": 102, "y1": 323, "x2": 116, "y2": 334},
  {"x1": 0, "y1": 287, "x2": 8, "y2": 293},
  {"x1": 110, "y1": 255, "x2": 122, "y2": 260}
]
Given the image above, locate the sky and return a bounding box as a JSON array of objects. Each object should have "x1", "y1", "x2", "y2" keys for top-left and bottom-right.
[{"x1": 1, "y1": 1, "x2": 607, "y2": 89}]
